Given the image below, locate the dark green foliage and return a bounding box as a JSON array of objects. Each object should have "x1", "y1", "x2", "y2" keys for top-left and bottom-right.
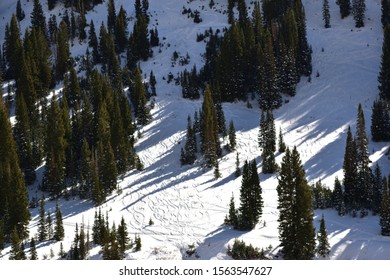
[
  {"x1": 338, "y1": 0, "x2": 351, "y2": 18},
  {"x1": 135, "y1": 234, "x2": 142, "y2": 251},
  {"x1": 277, "y1": 147, "x2": 316, "y2": 260},
  {"x1": 228, "y1": 120, "x2": 237, "y2": 151},
  {"x1": 227, "y1": 239, "x2": 267, "y2": 260},
  {"x1": 133, "y1": 68, "x2": 151, "y2": 125},
  {"x1": 235, "y1": 152, "x2": 241, "y2": 177},
  {"x1": 181, "y1": 66, "x2": 200, "y2": 99},
  {"x1": 16, "y1": 0, "x2": 25, "y2": 21},
  {"x1": 0, "y1": 100, "x2": 30, "y2": 239},
  {"x1": 38, "y1": 193, "x2": 47, "y2": 241},
  {"x1": 225, "y1": 194, "x2": 239, "y2": 228},
  {"x1": 379, "y1": 25, "x2": 390, "y2": 102},
  {"x1": 31, "y1": 0, "x2": 47, "y2": 36},
  {"x1": 323, "y1": 0, "x2": 331, "y2": 28},
  {"x1": 380, "y1": 177, "x2": 390, "y2": 236},
  {"x1": 9, "y1": 227, "x2": 25, "y2": 260},
  {"x1": 382, "y1": 0, "x2": 390, "y2": 28},
  {"x1": 278, "y1": 127, "x2": 286, "y2": 153},
  {"x1": 56, "y1": 21, "x2": 71, "y2": 81},
  {"x1": 312, "y1": 181, "x2": 333, "y2": 209},
  {"x1": 238, "y1": 160, "x2": 263, "y2": 230},
  {"x1": 54, "y1": 201, "x2": 64, "y2": 241},
  {"x1": 352, "y1": 0, "x2": 366, "y2": 28},
  {"x1": 371, "y1": 98, "x2": 390, "y2": 141},
  {"x1": 29, "y1": 238, "x2": 38, "y2": 260},
  {"x1": 332, "y1": 177, "x2": 345, "y2": 216},
  {"x1": 201, "y1": 85, "x2": 220, "y2": 168},
  {"x1": 149, "y1": 70, "x2": 157, "y2": 96},
  {"x1": 259, "y1": 111, "x2": 277, "y2": 174},
  {"x1": 343, "y1": 126, "x2": 358, "y2": 211},
  {"x1": 317, "y1": 214, "x2": 330, "y2": 257},
  {"x1": 181, "y1": 116, "x2": 197, "y2": 165},
  {"x1": 372, "y1": 164, "x2": 383, "y2": 215},
  {"x1": 46, "y1": 210, "x2": 53, "y2": 240},
  {"x1": 117, "y1": 216, "x2": 130, "y2": 258}
]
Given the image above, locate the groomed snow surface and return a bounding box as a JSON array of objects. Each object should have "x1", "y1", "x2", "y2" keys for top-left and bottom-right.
[{"x1": 1, "y1": 0, "x2": 390, "y2": 260}]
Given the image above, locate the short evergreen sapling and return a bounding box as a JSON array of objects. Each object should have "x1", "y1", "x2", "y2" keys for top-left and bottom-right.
[{"x1": 317, "y1": 214, "x2": 331, "y2": 257}]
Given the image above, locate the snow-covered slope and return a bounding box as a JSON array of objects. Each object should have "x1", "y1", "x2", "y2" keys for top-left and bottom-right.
[{"x1": 0, "y1": 0, "x2": 389, "y2": 260}]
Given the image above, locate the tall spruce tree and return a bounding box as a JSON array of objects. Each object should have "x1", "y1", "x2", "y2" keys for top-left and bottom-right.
[
  {"x1": 352, "y1": 0, "x2": 366, "y2": 28},
  {"x1": 38, "y1": 193, "x2": 47, "y2": 241},
  {"x1": 201, "y1": 85, "x2": 219, "y2": 168},
  {"x1": 317, "y1": 214, "x2": 331, "y2": 257},
  {"x1": 31, "y1": 0, "x2": 47, "y2": 36},
  {"x1": 228, "y1": 119, "x2": 237, "y2": 151},
  {"x1": 382, "y1": 0, "x2": 390, "y2": 28},
  {"x1": 323, "y1": 0, "x2": 331, "y2": 28},
  {"x1": 332, "y1": 177, "x2": 345, "y2": 216},
  {"x1": 133, "y1": 67, "x2": 151, "y2": 125},
  {"x1": 379, "y1": 25, "x2": 390, "y2": 102},
  {"x1": 277, "y1": 147, "x2": 316, "y2": 259},
  {"x1": 371, "y1": 98, "x2": 390, "y2": 141},
  {"x1": 339, "y1": 0, "x2": 351, "y2": 18},
  {"x1": 380, "y1": 177, "x2": 390, "y2": 236},
  {"x1": 54, "y1": 201, "x2": 65, "y2": 241},
  {"x1": 29, "y1": 238, "x2": 38, "y2": 260},
  {"x1": 343, "y1": 126, "x2": 358, "y2": 211}
]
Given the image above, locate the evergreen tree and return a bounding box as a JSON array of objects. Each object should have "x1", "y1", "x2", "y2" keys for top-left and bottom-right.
[
  {"x1": 181, "y1": 116, "x2": 197, "y2": 165},
  {"x1": 29, "y1": 238, "x2": 38, "y2": 260},
  {"x1": 43, "y1": 98, "x2": 66, "y2": 196},
  {"x1": 343, "y1": 126, "x2": 358, "y2": 211},
  {"x1": 235, "y1": 152, "x2": 241, "y2": 177},
  {"x1": 117, "y1": 216, "x2": 130, "y2": 258},
  {"x1": 201, "y1": 85, "x2": 219, "y2": 168},
  {"x1": 133, "y1": 68, "x2": 151, "y2": 125},
  {"x1": 277, "y1": 147, "x2": 316, "y2": 259},
  {"x1": 115, "y1": 6, "x2": 128, "y2": 53},
  {"x1": 9, "y1": 227, "x2": 23, "y2": 260},
  {"x1": 228, "y1": 119, "x2": 237, "y2": 151},
  {"x1": 379, "y1": 25, "x2": 390, "y2": 102},
  {"x1": 89, "y1": 20, "x2": 100, "y2": 63},
  {"x1": 339, "y1": 0, "x2": 351, "y2": 18},
  {"x1": 107, "y1": 0, "x2": 116, "y2": 32},
  {"x1": 278, "y1": 127, "x2": 286, "y2": 153},
  {"x1": 323, "y1": 0, "x2": 331, "y2": 28},
  {"x1": 71, "y1": 223, "x2": 80, "y2": 260},
  {"x1": 352, "y1": 0, "x2": 366, "y2": 28},
  {"x1": 371, "y1": 98, "x2": 390, "y2": 141},
  {"x1": 46, "y1": 210, "x2": 53, "y2": 240},
  {"x1": 38, "y1": 193, "x2": 47, "y2": 241},
  {"x1": 317, "y1": 214, "x2": 331, "y2": 257},
  {"x1": 380, "y1": 177, "x2": 390, "y2": 236},
  {"x1": 372, "y1": 164, "x2": 384, "y2": 215},
  {"x1": 382, "y1": 0, "x2": 390, "y2": 28},
  {"x1": 0, "y1": 100, "x2": 30, "y2": 239},
  {"x1": 226, "y1": 194, "x2": 239, "y2": 228},
  {"x1": 56, "y1": 21, "x2": 71, "y2": 81},
  {"x1": 54, "y1": 201, "x2": 65, "y2": 241},
  {"x1": 332, "y1": 177, "x2": 345, "y2": 216},
  {"x1": 355, "y1": 103, "x2": 371, "y2": 211},
  {"x1": 16, "y1": 0, "x2": 25, "y2": 21},
  {"x1": 149, "y1": 71, "x2": 157, "y2": 96},
  {"x1": 135, "y1": 234, "x2": 142, "y2": 251},
  {"x1": 259, "y1": 111, "x2": 277, "y2": 174},
  {"x1": 31, "y1": 0, "x2": 47, "y2": 36},
  {"x1": 238, "y1": 160, "x2": 263, "y2": 230}
]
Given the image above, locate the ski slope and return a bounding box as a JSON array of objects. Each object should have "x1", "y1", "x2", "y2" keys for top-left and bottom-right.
[{"x1": 0, "y1": 0, "x2": 390, "y2": 260}]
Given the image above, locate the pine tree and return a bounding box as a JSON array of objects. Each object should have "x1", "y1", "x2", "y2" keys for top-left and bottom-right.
[
  {"x1": 182, "y1": 115, "x2": 197, "y2": 165},
  {"x1": 135, "y1": 234, "x2": 142, "y2": 251},
  {"x1": 371, "y1": 98, "x2": 390, "y2": 141},
  {"x1": 16, "y1": 0, "x2": 25, "y2": 21},
  {"x1": 380, "y1": 177, "x2": 390, "y2": 236},
  {"x1": 355, "y1": 103, "x2": 371, "y2": 211},
  {"x1": 38, "y1": 193, "x2": 47, "y2": 241},
  {"x1": 339, "y1": 0, "x2": 351, "y2": 18},
  {"x1": 260, "y1": 111, "x2": 277, "y2": 174},
  {"x1": 238, "y1": 160, "x2": 263, "y2": 230},
  {"x1": 317, "y1": 214, "x2": 331, "y2": 257},
  {"x1": 133, "y1": 68, "x2": 151, "y2": 125},
  {"x1": 46, "y1": 210, "x2": 53, "y2": 240},
  {"x1": 226, "y1": 194, "x2": 239, "y2": 228},
  {"x1": 71, "y1": 223, "x2": 80, "y2": 260},
  {"x1": 332, "y1": 177, "x2": 345, "y2": 216},
  {"x1": 323, "y1": 0, "x2": 331, "y2": 28},
  {"x1": 29, "y1": 238, "x2": 38, "y2": 260},
  {"x1": 352, "y1": 0, "x2": 366, "y2": 28},
  {"x1": 278, "y1": 127, "x2": 286, "y2": 153},
  {"x1": 379, "y1": 25, "x2": 390, "y2": 102},
  {"x1": 228, "y1": 120, "x2": 237, "y2": 151},
  {"x1": 382, "y1": 0, "x2": 390, "y2": 28},
  {"x1": 277, "y1": 147, "x2": 316, "y2": 259},
  {"x1": 56, "y1": 21, "x2": 70, "y2": 81},
  {"x1": 117, "y1": 216, "x2": 130, "y2": 258},
  {"x1": 235, "y1": 152, "x2": 241, "y2": 177},
  {"x1": 201, "y1": 85, "x2": 219, "y2": 168},
  {"x1": 0, "y1": 101, "x2": 30, "y2": 239},
  {"x1": 372, "y1": 164, "x2": 384, "y2": 215},
  {"x1": 9, "y1": 227, "x2": 23, "y2": 260},
  {"x1": 31, "y1": 0, "x2": 47, "y2": 36},
  {"x1": 343, "y1": 126, "x2": 358, "y2": 211},
  {"x1": 54, "y1": 201, "x2": 65, "y2": 241}
]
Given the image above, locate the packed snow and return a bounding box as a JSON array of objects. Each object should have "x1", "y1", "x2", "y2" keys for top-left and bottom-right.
[{"x1": 0, "y1": 0, "x2": 389, "y2": 260}]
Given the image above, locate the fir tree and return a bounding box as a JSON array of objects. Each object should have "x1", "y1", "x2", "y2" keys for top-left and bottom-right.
[
  {"x1": 228, "y1": 119, "x2": 237, "y2": 151},
  {"x1": 0, "y1": 100, "x2": 30, "y2": 239},
  {"x1": 371, "y1": 98, "x2": 390, "y2": 141},
  {"x1": 29, "y1": 238, "x2": 38, "y2": 260},
  {"x1": 317, "y1": 214, "x2": 331, "y2": 257},
  {"x1": 135, "y1": 234, "x2": 142, "y2": 251},
  {"x1": 16, "y1": 0, "x2": 25, "y2": 21},
  {"x1": 380, "y1": 177, "x2": 390, "y2": 236},
  {"x1": 382, "y1": 0, "x2": 390, "y2": 28},
  {"x1": 38, "y1": 193, "x2": 47, "y2": 241},
  {"x1": 181, "y1": 115, "x2": 197, "y2": 165},
  {"x1": 339, "y1": 0, "x2": 351, "y2": 18},
  {"x1": 332, "y1": 177, "x2": 345, "y2": 216},
  {"x1": 379, "y1": 25, "x2": 390, "y2": 102},
  {"x1": 117, "y1": 216, "x2": 130, "y2": 258},
  {"x1": 352, "y1": 0, "x2": 366, "y2": 28},
  {"x1": 235, "y1": 152, "x2": 241, "y2": 177},
  {"x1": 323, "y1": 0, "x2": 331, "y2": 28},
  {"x1": 278, "y1": 127, "x2": 286, "y2": 153},
  {"x1": 343, "y1": 126, "x2": 358, "y2": 211},
  {"x1": 46, "y1": 210, "x2": 53, "y2": 240},
  {"x1": 31, "y1": 0, "x2": 47, "y2": 36},
  {"x1": 9, "y1": 227, "x2": 23, "y2": 260},
  {"x1": 277, "y1": 147, "x2": 316, "y2": 259},
  {"x1": 56, "y1": 21, "x2": 71, "y2": 80},
  {"x1": 226, "y1": 194, "x2": 239, "y2": 228},
  {"x1": 54, "y1": 201, "x2": 64, "y2": 241},
  {"x1": 201, "y1": 85, "x2": 219, "y2": 168},
  {"x1": 372, "y1": 164, "x2": 383, "y2": 215},
  {"x1": 133, "y1": 67, "x2": 151, "y2": 125}
]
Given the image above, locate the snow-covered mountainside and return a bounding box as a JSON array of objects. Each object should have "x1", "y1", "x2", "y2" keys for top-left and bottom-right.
[{"x1": 1, "y1": 0, "x2": 389, "y2": 260}]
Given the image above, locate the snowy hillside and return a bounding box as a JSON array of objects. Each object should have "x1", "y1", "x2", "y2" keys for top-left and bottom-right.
[{"x1": 1, "y1": 0, "x2": 390, "y2": 260}]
